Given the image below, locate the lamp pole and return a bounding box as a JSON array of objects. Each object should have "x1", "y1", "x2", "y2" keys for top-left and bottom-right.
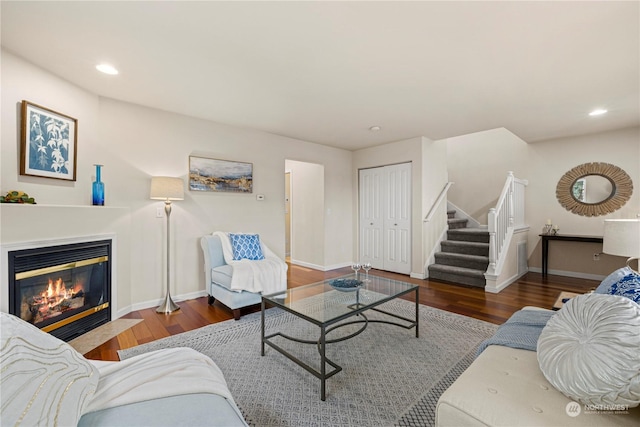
[{"x1": 157, "y1": 199, "x2": 180, "y2": 313}]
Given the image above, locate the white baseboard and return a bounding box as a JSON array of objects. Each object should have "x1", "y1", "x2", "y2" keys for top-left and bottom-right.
[
  {"x1": 289, "y1": 258, "x2": 351, "y2": 271},
  {"x1": 324, "y1": 261, "x2": 353, "y2": 271},
  {"x1": 288, "y1": 259, "x2": 326, "y2": 271},
  {"x1": 115, "y1": 290, "x2": 208, "y2": 319},
  {"x1": 528, "y1": 267, "x2": 605, "y2": 281},
  {"x1": 410, "y1": 272, "x2": 426, "y2": 280}
]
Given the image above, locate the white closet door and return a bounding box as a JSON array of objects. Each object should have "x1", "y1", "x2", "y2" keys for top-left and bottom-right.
[
  {"x1": 359, "y1": 167, "x2": 384, "y2": 269},
  {"x1": 359, "y1": 163, "x2": 411, "y2": 274},
  {"x1": 383, "y1": 163, "x2": 411, "y2": 274}
]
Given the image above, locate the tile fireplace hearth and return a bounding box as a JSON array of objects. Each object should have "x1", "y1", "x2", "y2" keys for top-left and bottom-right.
[{"x1": 7, "y1": 239, "x2": 112, "y2": 341}]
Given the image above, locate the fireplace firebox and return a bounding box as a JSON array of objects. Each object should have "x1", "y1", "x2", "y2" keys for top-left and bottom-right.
[{"x1": 8, "y1": 239, "x2": 111, "y2": 341}]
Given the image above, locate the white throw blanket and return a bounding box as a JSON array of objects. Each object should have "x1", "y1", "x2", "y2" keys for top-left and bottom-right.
[
  {"x1": 213, "y1": 231, "x2": 287, "y2": 295},
  {"x1": 85, "y1": 347, "x2": 234, "y2": 413}
]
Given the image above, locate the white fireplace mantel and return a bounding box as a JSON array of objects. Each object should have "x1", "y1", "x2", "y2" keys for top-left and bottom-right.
[{"x1": 1, "y1": 204, "x2": 131, "y2": 317}]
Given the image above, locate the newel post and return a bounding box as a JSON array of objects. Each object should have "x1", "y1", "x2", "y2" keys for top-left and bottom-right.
[{"x1": 487, "y1": 207, "x2": 497, "y2": 274}]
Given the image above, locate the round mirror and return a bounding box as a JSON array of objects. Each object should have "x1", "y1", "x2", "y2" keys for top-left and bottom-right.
[{"x1": 556, "y1": 162, "x2": 633, "y2": 217}]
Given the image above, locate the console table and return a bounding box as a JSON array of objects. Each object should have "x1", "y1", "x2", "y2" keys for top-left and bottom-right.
[{"x1": 539, "y1": 234, "x2": 603, "y2": 277}]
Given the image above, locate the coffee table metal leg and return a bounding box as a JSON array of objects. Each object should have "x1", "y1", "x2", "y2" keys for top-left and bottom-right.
[
  {"x1": 320, "y1": 325, "x2": 326, "y2": 401},
  {"x1": 415, "y1": 287, "x2": 419, "y2": 338},
  {"x1": 261, "y1": 298, "x2": 266, "y2": 356},
  {"x1": 261, "y1": 284, "x2": 419, "y2": 401}
]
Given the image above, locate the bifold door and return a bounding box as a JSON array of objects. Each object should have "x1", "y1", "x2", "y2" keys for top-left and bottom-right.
[{"x1": 359, "y1": 163, "x2": 411, "y2": 275}]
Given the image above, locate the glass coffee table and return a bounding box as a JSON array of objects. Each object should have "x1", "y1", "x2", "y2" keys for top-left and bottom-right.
[{"x1": 261, "y1": 273, "x2": 419, "y2": 400}]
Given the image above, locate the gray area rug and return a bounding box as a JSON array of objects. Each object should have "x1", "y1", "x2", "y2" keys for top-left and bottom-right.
[{"x1": 119, "y1": 297, "x2": 498, "y2": 426}]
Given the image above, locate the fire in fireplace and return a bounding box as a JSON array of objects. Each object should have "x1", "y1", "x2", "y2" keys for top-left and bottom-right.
[
  {"x1": 25, "y1": 276, "x2": 84, "y2": 322},
  {"x1": 8, "y1": 239, "x2": 111, "y2": 341}
]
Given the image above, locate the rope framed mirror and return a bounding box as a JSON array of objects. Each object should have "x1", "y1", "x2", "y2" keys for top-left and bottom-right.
[{"x1": 556, "y1": 162, "x2": 633, "y2": 217}]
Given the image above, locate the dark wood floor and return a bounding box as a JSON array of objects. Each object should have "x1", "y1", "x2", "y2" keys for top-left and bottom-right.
[{"x1": 83, "y1": 264, "x2": 599, "y2": 361}]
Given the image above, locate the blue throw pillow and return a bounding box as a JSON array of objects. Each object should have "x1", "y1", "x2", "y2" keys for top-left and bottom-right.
[
  {"x1": 607, "y1": 273, "x2": 640, "y2": 304},
  {"x1": 229, "y1": 233, "x2": 265, "y2": 261},
  {"x1": 595, "y1": 267, "x2": 634, "y2": 294}
]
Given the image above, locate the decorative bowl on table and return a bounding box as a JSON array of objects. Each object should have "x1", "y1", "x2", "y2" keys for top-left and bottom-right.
[{"x1": 329, "y1": 278, "x2": 363, "y2": 292}]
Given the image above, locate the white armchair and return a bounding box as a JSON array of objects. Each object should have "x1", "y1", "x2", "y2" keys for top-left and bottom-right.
[{"x1": 200, "y1": 232, "x2": 287, "y2": 320}]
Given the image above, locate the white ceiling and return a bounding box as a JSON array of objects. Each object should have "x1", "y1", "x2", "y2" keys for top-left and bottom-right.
[{"x1": 2, "y1": 1, "x2": 638, "y2": 151}]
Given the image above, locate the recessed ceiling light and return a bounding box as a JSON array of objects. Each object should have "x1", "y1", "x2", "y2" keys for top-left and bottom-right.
[
  {"x1": 369, "y1": 126, "x2": 381, "y2": 132},
  {"x1": 589, "y1": 109, "x2": 607, "y2": 116},
  {"x1": 96, "y1": 63, "x2": 119, "y2": 75}
]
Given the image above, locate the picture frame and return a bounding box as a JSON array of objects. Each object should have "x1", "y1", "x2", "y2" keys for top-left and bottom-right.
[
  {"x1": 189, "y1": 155, "x2": 253, "y2": 193},
  {"x1": 20, "y1": 101, "x2": 78, "y2": 181}
]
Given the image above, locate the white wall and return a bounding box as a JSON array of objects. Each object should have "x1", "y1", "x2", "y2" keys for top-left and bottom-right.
[
  {"x1": 1, "y1": 50, "x2": 354, "y2": 313},
  {"x1": 445, "y1": 127, "x2": 530, "y2": 223},
  {"x1": 525, "y1": 127, "x2": 640, "y2": 277},
  {"x1": 421, "y1": 137, "x2": 449, "y2": 216},
  {"x1": 1, "y1": 50, "x2": 101, "y2": 205},
  {"x1": 421, "y1": 137, "x2": 449, "y2": 275}
]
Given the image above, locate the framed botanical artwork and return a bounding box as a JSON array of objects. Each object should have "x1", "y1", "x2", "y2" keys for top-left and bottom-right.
[
  {"x1": 20, "y1": 101, "x2": 78, "y2": 181},
  {"x1": 189, "y1": 156, "x2": 253, "y2": 193}
]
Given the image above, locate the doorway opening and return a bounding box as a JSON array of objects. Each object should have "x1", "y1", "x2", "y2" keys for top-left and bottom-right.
[{"x1": 284, "y1": 160, "x2": 325, "y2": 269}]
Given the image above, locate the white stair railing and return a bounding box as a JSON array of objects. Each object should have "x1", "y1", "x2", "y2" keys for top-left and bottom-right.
[
  {"x1": 424, "y1": 182, "x2": 454, "y2": 222},
  {"x1": 486, "y1": 172, "x2": 528, "y2": 276}
]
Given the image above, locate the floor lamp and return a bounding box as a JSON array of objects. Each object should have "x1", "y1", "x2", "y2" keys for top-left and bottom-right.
[
  {"x1": 150, "y1": 176, "x2": 184, "y2": 313},
  {"x1": 603, "y1": 219, "x2": 640, "y2": 275}
]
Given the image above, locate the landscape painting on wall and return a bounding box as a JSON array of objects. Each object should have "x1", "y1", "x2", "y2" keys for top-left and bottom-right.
[
  {"x1": 189, "y1": 156, "x2": 253, "y2": 193},
  {"x1": 20, "y1": 101, "x2": 77, "y2": 181}
]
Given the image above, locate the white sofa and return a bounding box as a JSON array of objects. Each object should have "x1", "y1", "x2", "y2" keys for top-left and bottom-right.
[
  {"x1": 436, "y1": 344, "x2": 640, "y2": 426},
  {"x1": 201, "y1": 232, "x2": 287, "y2": 320},
  {"x1": 0, "y1": 312, "x2": 248, "y2": 426},
  {"x1": 436, "y1": 304, "x2": 640, "y2": 426},
  {"x1": 78, "y1": 358, "x2": 247, "y2": 426}
]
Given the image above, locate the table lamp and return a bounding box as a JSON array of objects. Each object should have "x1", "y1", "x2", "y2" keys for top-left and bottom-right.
[
  {"x1": 603, "y1": 219, "x2": 640, "y2": 274},
  {"x1": 150, "y1": 176, "x2": 185, "y2": 313}
]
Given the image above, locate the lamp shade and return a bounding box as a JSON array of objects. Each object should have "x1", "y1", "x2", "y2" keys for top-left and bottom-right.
[
  {"x1": 603, "y1": 219, "x2": 640, "y2": 257},
  {"x1": 150, "y1": 176, "x2": 184, "y2": 201}
]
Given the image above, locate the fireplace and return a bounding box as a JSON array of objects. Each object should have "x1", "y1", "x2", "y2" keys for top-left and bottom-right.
[{"x1": 8, "y1": 239, "x2": 111, "y2": 341}]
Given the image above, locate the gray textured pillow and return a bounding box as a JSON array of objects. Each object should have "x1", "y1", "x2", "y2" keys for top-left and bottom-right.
[
  {"x1": 0, "y1": 312, "x2": 99, "y2": 426},
  {"x1": 537, "y1": 293, "x2": 640, "y2": 407}
]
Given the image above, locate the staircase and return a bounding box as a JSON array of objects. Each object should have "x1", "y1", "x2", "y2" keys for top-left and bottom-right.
[{"x1": 427, "y1": 210, "x2": 489, "y2": 288}]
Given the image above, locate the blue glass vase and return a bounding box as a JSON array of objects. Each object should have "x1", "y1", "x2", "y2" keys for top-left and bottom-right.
[{"x1": 92, "y1": 164, "x2": 105, "y2": 206}]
